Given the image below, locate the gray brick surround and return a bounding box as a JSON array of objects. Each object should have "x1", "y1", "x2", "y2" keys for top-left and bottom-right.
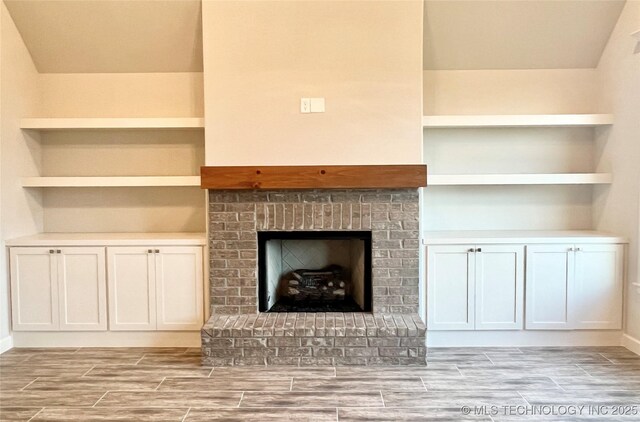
[
  {"x1": 208, "y1": 189, "x2": 420, "y2": 315},
  {"x1": 204, "y1": 188, "x2": 426, "y2": 366}
]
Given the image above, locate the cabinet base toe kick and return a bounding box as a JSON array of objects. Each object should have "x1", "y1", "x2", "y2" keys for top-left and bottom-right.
[
  {"x1": 426, "y1": 330, "x2": 625, "y2": 348},
  {"x1": 10, "y1": 331, "x2": 202, "y2": 348}
]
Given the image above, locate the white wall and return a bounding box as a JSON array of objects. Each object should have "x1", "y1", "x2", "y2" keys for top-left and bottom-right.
[
  {"x1": 593, "y1": 1, "x2": 640, "y2": 343},
  {"x1": 422, "y1": 69, "x2": 602, "y2": 231},
  {"x1": 35, "y1": 73, "x2": 206, "y2": 233},
  {"x1": 424, "y1": 69, "x2": 599, "y2": 115},
  {"x1": 0, "y1": 3, "x2": 43, "y2": 350},
  {"x1": 38, "y1": 73, "x2": 204, "y2": 118},
  {"x1": 202, "y1": 0, "x2": 423, "y2": 166}
]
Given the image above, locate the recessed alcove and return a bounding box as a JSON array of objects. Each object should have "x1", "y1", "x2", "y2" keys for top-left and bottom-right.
[{"x1": 258, "y1": 231, "x2": 372, "y2": 313}]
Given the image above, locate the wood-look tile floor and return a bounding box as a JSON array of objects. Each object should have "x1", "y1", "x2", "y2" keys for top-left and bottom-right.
[{"x1": 1, "y1": 346, "x2": 639, "y2": 421}]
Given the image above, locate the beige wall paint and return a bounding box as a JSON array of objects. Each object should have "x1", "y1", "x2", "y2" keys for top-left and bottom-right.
[
  {"x1": 38, "y1": 73, "x2": 204, "y2": 118},
  {"x1": 424, "y1": 69, "x2": 599, "y2": 115},
  {"x1": 422, "y1": 69, "x2": 602, "y2": 231},
  {"x1": 4, "y1": 0, "x2": 203, "y2": 73},
  {"x1": 1, "y1": 3, "x2": 43, "y2": 345},
  {"x1": 41, "y1": 130, "x2": 204, "y2": 177},
  {"x1": 43, "y1": 187, "x2": 206, "y2": 233},
  {"x1": 202, "y1": 0, "x2": 423, "y2": 166},
  {"x1": 423, "y1": 0, "x2": 624, "y2": 70},
  {"x1": 35, "y1": 73, "x2": 206, "y2": 233},
  {"x1": 593, "y1": 1, "x2": 640, "y2": 342}
]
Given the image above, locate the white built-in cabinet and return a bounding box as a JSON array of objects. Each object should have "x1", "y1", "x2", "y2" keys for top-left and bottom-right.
[
  {"x1": 526, "y1": 244, "x2": 624, "y2": 330},
  {"x1": 10, "y1": 247, "x2": 107, "y2": 331},
  {"x1": 108, "y1": 246, "x2": 204, "y2": 331},
  {"x1": 427, "y1": 244, "x2": 524, "y2": 331},
  {"x1": 8, "y1": 234, "x2": 205, "y2": 333},
  {"x1": 425, "y1": 232, "x2": 626, "y2": 333}
]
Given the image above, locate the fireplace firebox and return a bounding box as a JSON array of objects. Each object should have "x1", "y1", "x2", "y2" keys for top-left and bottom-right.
[{"x1": 258, "y1": 231, "x2": 372, "y2": 313}]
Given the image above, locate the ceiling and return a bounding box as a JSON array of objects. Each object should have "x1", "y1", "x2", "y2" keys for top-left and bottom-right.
[
  {"x1": 4, "y1": 0, "x2": 203, "y2": 73},
  {"x1": 424, "y1": 0, "x2": 626, "y2": 70},
  {"x1": 3, "y1": 0, "x2": 626, "y2": 73}
]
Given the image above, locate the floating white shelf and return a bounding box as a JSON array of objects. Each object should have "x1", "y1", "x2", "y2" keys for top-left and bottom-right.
[
  {"x1": 422, "y1": 114, "x2": 614, "y2": 128},
  {"x1": 20, "y1": 117, "x2": 205, "y2": 130},
  {"x1": 22, "y1": 176, "x2": 201, "y2": 188},
  {"x1": 6, "y1": 232, "x2": 207, "y2": 247},
  {"x1": 428, "y1": 173, "x2": 612, "y2": 186},
  {"x1": 422, "y1": 230, "x2": 628, "y2": 245}
]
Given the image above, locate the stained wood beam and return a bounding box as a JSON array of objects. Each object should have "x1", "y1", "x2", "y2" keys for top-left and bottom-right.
[{"x1": 200, "y1": 165, "x2": 427, "y2": 190}]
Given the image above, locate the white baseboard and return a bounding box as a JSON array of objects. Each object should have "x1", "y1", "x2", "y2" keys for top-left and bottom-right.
[
  {"x1": 622, "y1": 333, "x2": 640, "y2": 355},
  {"x1": 12, "y1": 331, "x2": 201, "y2": 348},
  {"x1": 427, "y1": 330, "x2": 623, "y2": 347},
  {"x1": 0, "y1": 335, "x2": 13, "y2": 354}
]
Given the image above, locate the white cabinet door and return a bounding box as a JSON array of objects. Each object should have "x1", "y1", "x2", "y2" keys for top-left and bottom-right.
[
  {"x1": 475, "y1": 245, "x2": 524, "y2": 330},
  {"x1": 155, "y1": 247, "x2": 204, "y2": 330},
  {"x1": 10, "y1": 248, "x2": 59, "y2": 331},
  {"x1": 427, "y1": 245, "x2": 475, "y2": 330},
  {"x1": 525, "y1": 245, "x2": 574, "y2": 330},
  {"x1": 573, "y1": 244, "x2": 624, "y2": 330},
  {"x1": 57, "y1": 247, "x2": 107, "y2": 331},
  {"x1": 107, "y1": 247, "x2": 156, "y2": 330}
]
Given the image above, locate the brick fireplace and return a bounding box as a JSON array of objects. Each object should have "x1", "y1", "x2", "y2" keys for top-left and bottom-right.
[{"x1": 200, "y1": 165, "x2": 427, "y2": 366}]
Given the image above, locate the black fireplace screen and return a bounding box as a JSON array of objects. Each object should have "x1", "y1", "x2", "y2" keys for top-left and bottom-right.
[{"x1": 258, "y1": 231, "x2": 372, "y2": 312}]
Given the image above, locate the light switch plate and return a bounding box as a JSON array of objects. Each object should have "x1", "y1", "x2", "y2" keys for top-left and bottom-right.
[
  {"x1": 300, "y1": 98, "x2": 311, "y2": 113},
  {"x1": 310, "y1": 98, "x2": 325, "y2": 113}
]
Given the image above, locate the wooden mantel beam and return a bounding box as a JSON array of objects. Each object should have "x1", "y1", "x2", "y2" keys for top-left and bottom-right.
[{"x1": 200, "y1": 165, "x2": 427, "y2": 190}]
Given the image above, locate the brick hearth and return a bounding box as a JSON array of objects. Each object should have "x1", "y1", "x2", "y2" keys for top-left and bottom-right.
[
  {"x1": 202, "y1": 313, "x2": 426, "y2": 366},
  {"x1": 202, "y1": 188, "x2": 426, "y2": 366}
]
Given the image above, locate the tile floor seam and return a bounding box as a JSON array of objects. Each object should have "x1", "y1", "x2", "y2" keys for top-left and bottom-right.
[
  {"x1": 207, "y1": 367, "x2": 215, "y2": 377},
  {"x1": 484, "y1": 352, "x2": 495, "y2": 365},
  {"x1": 92, "y1": 391, "x2": 110, "y2": 408},
  {"x1": 26, "y1": 407, "x2": 44, "y2": 422},
  {"x1": 155, "y1": 377, "x2": 167, "y2": 390},
  {"x1": 379, "y1": 390, "x2": 385, "y2": 407},
  {"x1": 455, "y1": 365, "x2": 464, "y2": 377},
  {"x1": 134, "y1": 354, "x2": 147, "y2": 365},
  {"x1": 81, "y1": 365, "x2": 96, "y2": 377},
  {"x1": 181, "y1": 407, "x2": 191, "y2": 422},
  {"x1": 517, "y1": 391, "x2": 531, "y2": 406},
  {"x1": 290, "y1": 378, "x2": 294, "y2": 391},
  {"x1": 335, "y1": 407, "x2": 339, "y2": 421},
  {"x1": 20, "y1": 377, "x2": 39, "y2": 391},
  {"x1": 549, "y1": 377, "x2": 567, "y2": 392},
  {"x1": 237, "y1": 391, "x2": 245, "y2": 407},
  {"x1": 419, "y1": 376, "x2": 428, "y2": 392},
  {"x1": 599, "y1": 353, "x2": 615, "y2": 364},
  {"x1": 576, "y1": 364, "x2": 595, "y2": 377}
]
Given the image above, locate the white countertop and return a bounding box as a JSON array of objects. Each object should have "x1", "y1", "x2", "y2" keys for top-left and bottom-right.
[
  {"x1": 6, "y1": 232, "x2": 207, "y2": 247},
  {"x1": 422, "y1": 230, "x2": 628, "y2": 245}
]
